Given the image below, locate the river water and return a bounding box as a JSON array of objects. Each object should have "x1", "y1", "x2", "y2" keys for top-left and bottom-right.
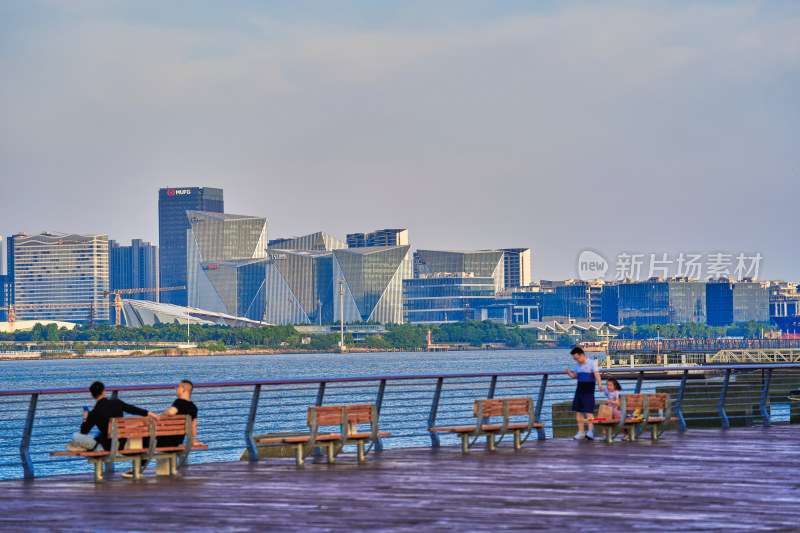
[{"x1": 0, "y1": 348, "x2": 576, "y2": 390}]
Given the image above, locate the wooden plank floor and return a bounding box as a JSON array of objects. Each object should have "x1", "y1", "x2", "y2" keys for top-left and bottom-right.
[{"x1": 3, "y1": 426, "x2": 800, "y2": 532}]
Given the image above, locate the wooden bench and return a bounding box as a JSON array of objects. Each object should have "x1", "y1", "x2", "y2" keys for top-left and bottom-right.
[
  {"x1": 50, "y1": 415, "x2": 208, "y2": 482},
  {"x1": 429, "y1": 397, "x2": 544, "y2": 454},
  {"x1": 254, "y1": 404, "x2": 390, "y2": 466},
  {"x1": 591, "y1": 394, "x2": 647, "y2": 443}
]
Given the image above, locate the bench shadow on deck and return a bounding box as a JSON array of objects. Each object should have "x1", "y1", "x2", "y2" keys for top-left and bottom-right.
[{"x1": 3, "y1": 426, "x2": 800, "y2": 532}]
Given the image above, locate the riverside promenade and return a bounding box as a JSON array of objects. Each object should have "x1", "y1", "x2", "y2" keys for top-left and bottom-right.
[{"x1": 2, "y1": 425, "x2": 800, "y2": 532}]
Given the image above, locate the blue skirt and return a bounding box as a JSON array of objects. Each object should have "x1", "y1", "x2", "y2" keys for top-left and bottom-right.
[{"x1": 571, "y1": 381, "x2": 595, "y2": 414}]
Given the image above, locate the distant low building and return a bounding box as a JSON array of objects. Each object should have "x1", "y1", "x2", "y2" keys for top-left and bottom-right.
[
  {"x1": 346, "y1": 228, "x2": 408, "y2": 248},
  {"x1": 706, "y1": 278, "x2": 769, "y2": 326},
  {"x1": 404, "y1": 273, "x2": 496, "y2": 323},
  {"x1": 519, "y1": 320, "x2": 622, "y2": 343},
  {"x1": 602, "y1": 278, "x2": 706, "y2": 326}
]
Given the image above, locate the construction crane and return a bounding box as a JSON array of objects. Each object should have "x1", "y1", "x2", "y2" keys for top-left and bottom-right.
[
  {"x1": 103, "y1": 286, "x2": 186, "y2": 326},
  {"x1": 0, "y1": 302, "x2": 106, "y2": 331}
]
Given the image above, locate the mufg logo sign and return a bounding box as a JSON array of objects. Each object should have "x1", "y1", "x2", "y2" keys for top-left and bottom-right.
[
  {"x1": 577, "y1": 250, "x2": 608, "y2": 281},
  {"x1": 166, "y1": 188, "x2": 192, "y2": 196}
]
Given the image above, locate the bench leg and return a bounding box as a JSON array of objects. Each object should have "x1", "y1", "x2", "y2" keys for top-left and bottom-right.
[
  {"x1": 514, "y1": 431, "x2": 521, "y2": 450},
  {"x1": 487, "y1": 434, "x2": 496, "y2": 452},
  {"x1": 460, "y1": 434, "x2": 469, "y2": 454},
  {"x1": 628, "y1": 426, "x2": 637, "y2": 442},
  {"x1": 651, "y1": 425, "x2": 659, "y2": 441},
  {"x1": 132, "y1": 457, "x2": 142, "y2": 480},
  {"x1": 93, "y1": 460, "x2": 103, "y2": 483},
  {"x1": 326, "y1": 442, "x2": 335, "y2": 464},
  {"x1": 357, "y1": 440, "x2": 365, "y2": 463},
  {"x1": 295, "y1": 444, "x2": 305, "y2": 466},
  {"x1": 170, "y1": 455, "x2": 178, "y2": 475}
]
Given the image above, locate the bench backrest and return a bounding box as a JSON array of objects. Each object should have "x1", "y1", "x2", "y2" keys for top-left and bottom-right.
[
  {"x1": 112, "y1": 415, "x2": 189, "y2": 440},
  {"x1": 473, "y1": 398, "x2": 532, "y2": 418},
  {"x1": 307, "y1": 404, "x2": 378, "y2": 441},
  {"x1": 473, "y1": 397, "x2": 534, "y2": 431},
  {"x1": 620, "y1": 394, "x2": 646, "y2": 413},
  {"x1": 646, "y1": 393, "x2": 667, "y2": 411}
]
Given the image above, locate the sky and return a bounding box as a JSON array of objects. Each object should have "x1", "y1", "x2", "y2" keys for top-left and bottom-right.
[{"x1": 1, "y1": 1, "x2": 798, "y2": 281}]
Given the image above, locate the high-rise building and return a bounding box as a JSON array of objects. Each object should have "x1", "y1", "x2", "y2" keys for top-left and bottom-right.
[
  {"x1": 499, "y1": 248, "x2": 531, "y2": 288},
  {"x1": 158, "y1": 187, "x2": 223, "y2": 306},
  {"x1": 7, "y1": 232, "x2": 109, "y2": 323},
  {"x1": 187, "y1": 210, "x2": 268, "y2": 320},
  {"x1": 347, "y1": 229, "x2": 408, "y2": 248},
  {"x1": 415, "y1": 250, "x2": 505, "y2": 292},
  {"x1": 540, "y1": 279, "x2": 605, "y2": 322},
  {"x1": 108, "y1": 239, "x2": 159, "y2": 325},
  {"x1": 0, "y1": 274, "x2": 9, "y2": 322},
  {"x1": 333, "y1": 245, "x2": 412, "y2": 324}
]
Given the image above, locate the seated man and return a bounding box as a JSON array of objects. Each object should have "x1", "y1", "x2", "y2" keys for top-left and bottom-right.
[
  {"x1": 69, "y1": 381, "x2": 157, "y2": 452},
  {"x1": 156, "y1": 380, "x2": 198, "y2": 447}
]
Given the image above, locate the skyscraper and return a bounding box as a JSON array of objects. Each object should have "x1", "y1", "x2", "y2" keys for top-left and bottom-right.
[
  {"x1": 158, "y1": 187, "x2": 223, "y2": 306},
  {"x1": 346, "y1": 229, "x2": 408, "y2": 248},
  {"x1": 7, "y1": 232, "x2": 109, "y2": 323},
  {"x1": 415, "y1": 250, "x2": 505, "y2": 292},
  {"x1": 108, "y1": 239, "x2": 159, "y2": 324}
]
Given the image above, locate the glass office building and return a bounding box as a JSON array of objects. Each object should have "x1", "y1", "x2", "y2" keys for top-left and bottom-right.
[
  {"x1": 333, "y1": 245, "x2": 412, "y2": 324},
  {"x1": 346, "y1": 229, "x2": 408, "y2": 248},
  {"x1": 706, "y1": 280, "x2": 769, "y2": 326},
  {"x1": 187, "y1": 210, "x2": 268, "y2": 320},
  {"x1": 608, "y1": 279, "x2": 707, "y2": 325},
  {"x1": 264, "y1": 249, "x2": 335, "y2": 325},
  {"x1": 415, "y1": 250, "x2": 505, "y2": 292},
  {"x1": 158, "y1": 187, "x2": 223, "y2": 306},
  {"x1": 404, "y1": 274, "x2": 496, "y2": 323},
  {"x1": 7, "y1": 232, "x2": 109, "y2": 323}
]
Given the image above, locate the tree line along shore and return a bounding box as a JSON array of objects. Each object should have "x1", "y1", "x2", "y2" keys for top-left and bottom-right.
[{"x1": 0, "y1": 320, "x2": 771, "y2": 359}]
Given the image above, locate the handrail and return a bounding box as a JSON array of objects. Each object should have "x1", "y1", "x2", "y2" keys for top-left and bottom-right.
[{"x1": 3, "y1": 363, "x2": 800, "y2": 397}]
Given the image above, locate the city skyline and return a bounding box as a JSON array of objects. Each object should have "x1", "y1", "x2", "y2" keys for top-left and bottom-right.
[{"x1": 1, "y1": 1, "x2": 798, "y2": 281}]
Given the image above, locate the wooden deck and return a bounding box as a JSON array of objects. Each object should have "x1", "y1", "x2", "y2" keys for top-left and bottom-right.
[{"x1": 3, "y1": 426, "x2": 800, "y2": 531}]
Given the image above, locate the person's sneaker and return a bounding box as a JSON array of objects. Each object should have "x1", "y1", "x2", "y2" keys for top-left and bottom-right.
[
  {"x1": 585, "y1": 430, "x2": 595, "y2": 441},
  {"x1": 121, "y1": 470, "x2": 134, "y2": 478},
  {"x1": 65, "y1": 442, "x2": 84, "y2": 452},
  {"x1": 573, "y1": 431, "x2": 585, "y2": 440}
]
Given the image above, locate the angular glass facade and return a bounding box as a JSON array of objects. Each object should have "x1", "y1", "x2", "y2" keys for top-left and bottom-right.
[
  {"x1": 542, "y1": 284, "x2": 591, "y2": 320},
  {"x1": 707, "y1": 280, "x2": 769, "y2": 326},
  {"x1": 415, "y1": 250, "x2": 505, "y2": 292},
  {"x1": 404, "y1": 275, "x2": 496, "y2": 323},
  {"x1": 187, "y1": 211, "x2": 268, "y2": 321},
  {"x1": 333, "y1": 245, "x2": 412, "y2": 324},
  {"x1": 264, "y1": 250, "x2": 334, "y2": 325},
  {"x1": 158, "y1": 187, "x2": 223, "y2": 306},
  {"x1": 268, "y1": 232, "x2": 346, "y2": 252},
  {"x1": 8, "y1": 233, "x2": 109, "y2": 323}
]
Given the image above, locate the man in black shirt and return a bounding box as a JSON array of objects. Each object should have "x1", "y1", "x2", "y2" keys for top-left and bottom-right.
[
  {"x1": 70, "y1": 381, "x2": 157, "y2": 452},
  {"x1": 155, "y1": 380, "x2": 198, "y2": 447}
]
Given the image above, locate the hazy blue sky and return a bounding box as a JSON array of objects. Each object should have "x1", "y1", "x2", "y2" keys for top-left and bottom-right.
[{"x1": 1, "y1": 1, "x2": 798, "y2": 281}]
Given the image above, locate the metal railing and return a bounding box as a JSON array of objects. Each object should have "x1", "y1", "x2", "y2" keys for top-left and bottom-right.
[{"x1": 1, "y1": 363, "x2": 799, "y2": 480}]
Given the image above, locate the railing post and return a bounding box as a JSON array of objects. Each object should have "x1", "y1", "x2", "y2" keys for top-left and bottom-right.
[
  {"x1": 428, "y1": 378, "x2": 444, "y2": 447},
  {"x1": 487, "y1": 375, "x2": 497, "y2": 399},
  {"x1": 20, "y1": 393, "x2": 38, "y2": 479},
  {"x1": 535, "y1": 374, "x2": 548, "y2": 440},
  {"x1": 759, "y1": 369, "x2": 772, "y2": 428},
  {"x1": 245, "y1": 384, "x2": 261, "y2": 461},
  {"x1": 675, "y1": 370, "x2": 688, "y2": 431},
  {"x1": 634, "y1": 371, "x2": 644, "y2": 394},
  {"x1": 719, "y1": 369, "x2": 731, "y2": 429},
  {"x1": 314, "y1": 382, "x2": 326, "y2": 456},
  {"x1": 374, "y1": 379, "x2": 387, "y2": 451}
]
